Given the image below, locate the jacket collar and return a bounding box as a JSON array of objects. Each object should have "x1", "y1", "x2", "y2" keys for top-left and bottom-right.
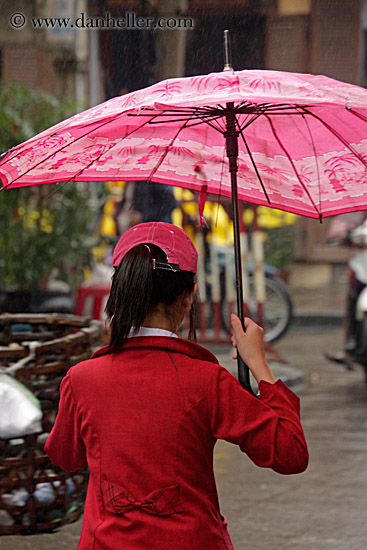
[{"x1": 91, "y1": 336, "x2": 218, "y2": 364}]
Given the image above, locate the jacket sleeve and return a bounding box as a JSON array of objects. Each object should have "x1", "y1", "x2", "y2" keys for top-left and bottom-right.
[
  {"x1": 45, "y1": 370, "x2": 87, "y2": 472},
  {"x1": 208, "y1": 366, "x2": 309, "y2": 475}
]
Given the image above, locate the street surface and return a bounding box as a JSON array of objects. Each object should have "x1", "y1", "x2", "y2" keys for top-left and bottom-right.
[
  {"x1": 1, "y1": 325, "x2": 366, "y2": 549},
  {"x1": 214, "y1": 325, "x2": 367, "y2": 550}
]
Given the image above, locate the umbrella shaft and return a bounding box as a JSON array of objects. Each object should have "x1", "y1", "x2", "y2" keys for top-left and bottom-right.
[
  {"x1": 225, "y1": 106, "x2": 244, "y2": 322},
  {"x1": 225, "y1": 105, "x2": 253, "y2": 393},
  {"x1": 231, "y1": 169, "x2": 252, "y2": 392},
  {"x1": 231, "y1": 170, "x2": 245, "y2": 322}
]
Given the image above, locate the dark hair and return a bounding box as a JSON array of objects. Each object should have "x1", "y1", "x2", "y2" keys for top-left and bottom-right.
[{"x1": 105, "y1": 243, "x2": 197, "y2": 352}]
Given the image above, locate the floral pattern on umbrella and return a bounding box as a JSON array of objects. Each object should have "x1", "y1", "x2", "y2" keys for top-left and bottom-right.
[{"x1": 1, "y1": 68, "x2": 367, "y2": 220}]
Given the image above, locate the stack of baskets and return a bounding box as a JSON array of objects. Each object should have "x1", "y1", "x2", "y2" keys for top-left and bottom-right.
[{"x1": 0, "y1": 313, "x2": 102, "y2": 535}]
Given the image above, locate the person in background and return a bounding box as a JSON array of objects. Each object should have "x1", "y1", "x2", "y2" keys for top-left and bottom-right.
[
  {"x1": 45, "y1": 222, "x2": 308, "y2": 550},
  {"x1": 325, "y1": 211, "x2": 367, "y2": 365},
  {"x1": 114, "y1": 181, "x2": 177, "y2": 234}
]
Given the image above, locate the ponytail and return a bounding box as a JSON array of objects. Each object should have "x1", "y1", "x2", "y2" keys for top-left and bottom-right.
[{"x1": 105, "y1": 244, "x2": 196, "y2": 352}]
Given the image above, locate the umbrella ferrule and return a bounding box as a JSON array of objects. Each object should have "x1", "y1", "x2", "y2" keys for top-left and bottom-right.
[{"x1": 223, "y1": 29, "x2": 233, "y2": 71}]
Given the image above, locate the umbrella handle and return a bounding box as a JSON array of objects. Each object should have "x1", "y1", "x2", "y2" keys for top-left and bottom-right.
[{"x1": 237, "y1": 355, "x2": 253, "y2": 393}]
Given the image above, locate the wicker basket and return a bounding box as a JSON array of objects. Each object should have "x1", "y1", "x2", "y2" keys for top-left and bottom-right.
[{"x1": 0, "y1": 313, "x2": 102, "y2": 535}]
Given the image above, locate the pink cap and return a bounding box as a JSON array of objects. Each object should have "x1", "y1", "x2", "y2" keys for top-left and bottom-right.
[{"x1": 112, "y1": 222, "x2": 198, "y2": 273}]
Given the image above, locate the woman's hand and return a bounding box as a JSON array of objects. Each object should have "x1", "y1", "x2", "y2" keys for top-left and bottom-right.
[{"x1": 230, "y1": 314, "x2": 275, "y2": 385}]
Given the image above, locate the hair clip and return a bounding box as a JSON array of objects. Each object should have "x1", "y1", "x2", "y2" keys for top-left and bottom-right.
[{"x1": 152, "y1": 259, "x2": 180, "y2": 272}]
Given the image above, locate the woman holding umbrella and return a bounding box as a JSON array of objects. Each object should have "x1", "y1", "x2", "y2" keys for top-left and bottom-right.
[{"x1": 45, "y1": 221, "x2": 308, "y2": 550}]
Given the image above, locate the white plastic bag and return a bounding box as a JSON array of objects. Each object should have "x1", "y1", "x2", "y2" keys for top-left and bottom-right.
[{"x1": 0, "y1": 373, "x2": 42, "y2": 439}]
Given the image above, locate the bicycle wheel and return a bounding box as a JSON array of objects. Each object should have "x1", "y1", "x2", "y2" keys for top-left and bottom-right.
[{"x1": 247, "y1": 276, "x2": 292, "y2": 343}]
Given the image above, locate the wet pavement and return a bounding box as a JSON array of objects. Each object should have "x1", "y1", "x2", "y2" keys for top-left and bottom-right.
[
  {"x1": 1, "y1": 324, "x2": 367, "y2": 549},
  {"x1": 213, "y1": 325, "x2": 367, "y2": 550}
]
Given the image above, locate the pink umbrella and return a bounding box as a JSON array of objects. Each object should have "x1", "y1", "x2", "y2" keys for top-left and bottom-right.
[
  {"x1": 2, "y1": 35, "x2": 367, "y2": 391},
  {"x1": 2, "y1": 70, "x2": 367, "y2": 218}
]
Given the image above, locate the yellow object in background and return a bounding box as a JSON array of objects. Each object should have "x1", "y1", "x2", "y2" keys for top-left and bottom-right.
[
  {"x1": 173, "y1": 187, "x2": 296, "y2": 247},
  {"x1": 98, "y1": 181, "x2": 125, "y2": 237},
  {"x1": 172, "y1": 188, "x2": 198, "y2": 242},
  {"x1": 203, "y1": 202, "x2": 234, "y2": 247},
  {"x1": 16, "y1": 207, "x2": 54, "y2": 234},
  {"x1": 257, "y1": 206, "x2": 296, "y2": 229},
  {"x1": 172, "y1": 188, "x2": 234, "y2": 246},
  {"x1": 242, "y1": 206, "x2": 296, "y2": 229},
  {"x1": 98, "y1": 184, "x2": 297, "y2": 253},
  {"x1": 91, "y1": 181, "x2": 126, "y2": 270}
]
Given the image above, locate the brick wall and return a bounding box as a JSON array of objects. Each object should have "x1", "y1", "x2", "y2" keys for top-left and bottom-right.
[{"x1": 265, "y1": 0, "x2": 363, "y2": 263}]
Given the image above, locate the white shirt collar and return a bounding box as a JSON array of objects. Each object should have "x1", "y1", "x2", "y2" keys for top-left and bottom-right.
[{"x1": 128, "y1": 327, "x2": 178, "y2": 338}]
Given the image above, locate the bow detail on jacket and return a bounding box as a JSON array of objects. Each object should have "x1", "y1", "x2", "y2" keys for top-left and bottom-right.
[{"x1": 102, "y1": 480, "x2": 181, "y2": 516}]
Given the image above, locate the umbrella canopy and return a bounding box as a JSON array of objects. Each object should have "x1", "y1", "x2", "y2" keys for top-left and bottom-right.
[
  {"x1": 1, "y1": 69, "x2": 367, "y2": 220},
  {"x1": 2, "y1": 65, "x2": 367, "y2": 393}
]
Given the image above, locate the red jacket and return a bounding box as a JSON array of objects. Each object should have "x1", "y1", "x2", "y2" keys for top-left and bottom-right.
[{"x1": 45, "y1": 336, "x2": 308, "y2": 550}]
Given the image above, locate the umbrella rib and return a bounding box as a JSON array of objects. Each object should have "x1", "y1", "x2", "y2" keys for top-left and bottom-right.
[
  {"x1": 302, "y1": 108, "x2": 367, "y2": 169},
  {"x1": 0, "y1": 137, "x2": 49, "y2": 169},
  {"x1": 0, "y1": 111, "x2": 142, "y2": 169},
  {"x1": 153, "y1": 110, "x2": 226, "y2": 133},
  {"x1": 300, "y1": 111, "x2": 322, "y2": 217},
  {"x1": 0, "y1": 113, "x2": 161, "y2": 190},
  {"x1": 131, "y1": 105, "x2": 228, "y2": 133},
  {"x1": 174, "y1": 114, "x2": 226, "y2": 133},
  {"x1": 235, "y1": 103, "x2": 310, "y2": 116},
  {"x1": 211, "y1": 142, "x2": 227, "y2": 217},
  {"x1": 130, "y1": 106, "x2": 225, "y2": 118},
  {"x1": 66, "y1": 115, "x2": 167, "y2": 183},
  {"x1": 146, "y1": 119, "x2": 190, "y2": 182},
  {"x1": 237, "y1": 124, "x2": 271, "y2": 205},
  {"x1": 347, "y1": 107, "x2": 367, "y2": 123},
  {"x1": 239, "y1": 113, "x2": 262, "y2": 131},
  {"x1": 0, "y1": 133, "x2": 55, "y2": 168},
  {"x1": 265, "y1": 115, "x2": 321, "y2": 219},
  {"x1": 147, "y1": 113, "x2": 225, "y2": 130},
  {"x1": 200, "y1": 116, "x2": 227, "y2": 133},
  {"x1": 218, "y1": 145, "x2": 226, "y2": 199},
  {"x1": 237, "y1": 112, "x2": 254, "y2": 129}
]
